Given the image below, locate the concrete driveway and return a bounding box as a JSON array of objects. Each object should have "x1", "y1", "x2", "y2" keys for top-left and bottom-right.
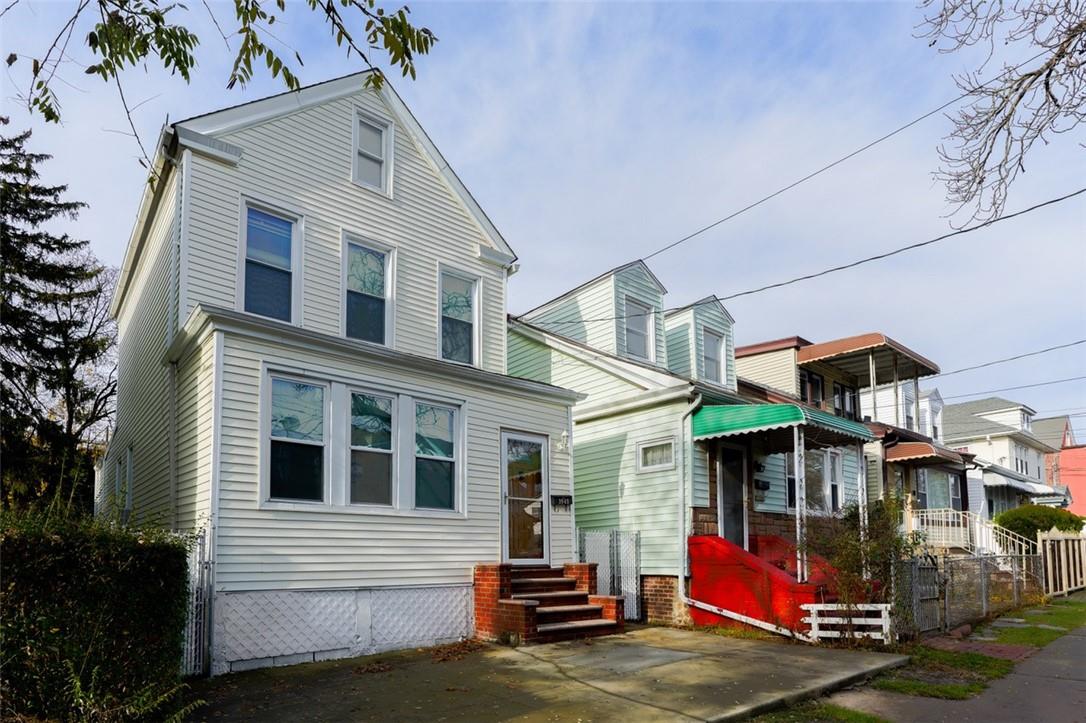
[{"x1": 191, "y1": 626, "x2": 907, "y2": 722}]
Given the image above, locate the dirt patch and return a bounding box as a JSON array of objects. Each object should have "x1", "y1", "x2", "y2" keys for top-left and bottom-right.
[
  {"x1": 429, "y1": 639, "x2": 487, "y2": 663},
  {"x1": 353, "y1": 661, "x2": 394, "y2": 674}
]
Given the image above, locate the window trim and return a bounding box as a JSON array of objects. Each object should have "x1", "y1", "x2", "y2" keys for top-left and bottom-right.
[
  {"x1": 827, "y1": 450, "x2": 842, "y2": 513},
  {"x1": 623, "y1": 295, "x2": 655, "y2": 362},
  {"x1": 236, "y1": 196, "x2": 305, "y2": 325},
  {"x1": 636, "y1": 436, "x2": 676, "y2": 473},
  {"x1": 340, "y1": 231, "x2": 396, "y2": 347},
  {"x1": 437, "y1": 265, "x2": 481, "y2": 367},
  {"x1": 702, "y1": 327, "x2": 725, "y2": 384},
  {"x1": 261, "y1": 374, "x2": 331, "y2": 507},
  {"x1": 351, "y1": 108, "x2": 395, "y2": 195}
]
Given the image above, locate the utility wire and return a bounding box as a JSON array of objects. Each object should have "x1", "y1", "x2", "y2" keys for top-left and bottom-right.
[
  {"x1": 640, "y1": 50, "x2": 1050, "y2": 261},
  {"x1": 527, "y1": 187, "x2": 1086, "y2": 327},
  {"x1": 933, "y1": 339, "x2": 1086, "y2": 379},
  {"x1": 940, "y1": 376, "x2": 1086, "y2": 400}
]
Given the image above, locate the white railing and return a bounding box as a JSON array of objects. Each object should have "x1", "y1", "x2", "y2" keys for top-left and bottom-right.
[
  {"x1": 801, "y1": 603, "x2": 892, "y2": 643},
  {"x1": 1038, "y1": 528, "x2": 1086, "y2": 597},
  {"x1": 908, "y1": 509, "x2": 1036, "y2": 557}
]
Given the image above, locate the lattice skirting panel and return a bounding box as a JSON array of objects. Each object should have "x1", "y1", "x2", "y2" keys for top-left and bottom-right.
[{"x1": 211, "y1": 585, "x2": 473, "y2": 675}]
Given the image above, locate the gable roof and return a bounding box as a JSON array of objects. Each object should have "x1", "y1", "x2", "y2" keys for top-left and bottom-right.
[
  {"x1": 1032, "y1": 416, "x2": 1070, "y2": 449},
  {"x1": 943, "y1": 397, "x2": 1057, "y2": 451},
  {"x1": 520, "y1": 260, "x2": 665, "y2": 319},
  {"x1": 112, "y1": 72, "x2": 516, "y2": 316},
  {"x1": 665, "y1": 295, "x2": 736, "y2": 324}
]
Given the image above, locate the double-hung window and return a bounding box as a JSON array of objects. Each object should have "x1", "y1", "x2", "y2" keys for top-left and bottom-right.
[
  {"x1": 415, "y1": 402, "x2": 457, "y2": 510},
  {"x1": 440, "y1": 272, "x2": 476, "y2": 364},
  {"x1": 345, "y1": 240, "x2": 390, "y2": 344},
  {"x1": 268, "y1": 378, "x2": 326, "y2": 502},
  {"x1": 950, "y1": 473, "x2": 963, "y2": 511},
  {"x1": 354, "y1": 114, "x2": 389, "y2": 191},
  {"x1": 243, "y1": 206, "x2": 296, "y2": 322},
  {"x1": 799, "y1": 370, "x2": 823, "y2": 407},
  {"x1": 624, "y1": 298, "x2": 652, "y2": 360},
  {"x1": 703, "y1": 329, "x2": 723, "y2": 383},
  {"x1": 916, "y1": 469, "x2": 928, "y2": 509},
  {"x1": 827, "y1": 451, "x2": 841, "y2": 512},
  {"x1": 349, "y1": 391, "x2": 394, "y2": 505}
]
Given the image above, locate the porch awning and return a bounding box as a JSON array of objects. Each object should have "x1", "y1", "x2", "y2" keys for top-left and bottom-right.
[
  {"x1": 982, "y1": 470, "x2": 1054, "y2": 495},
  {"x1": 885, "y1": 442, "x2": 963, "y2": 466},
  {"x1": 692, "y1": 404, "x2": 874, "y2": 445}
]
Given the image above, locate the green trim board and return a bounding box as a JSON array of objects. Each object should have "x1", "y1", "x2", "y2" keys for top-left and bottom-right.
[{"x1": 692, "y1": 404, "x2": 874, "y2": 442}]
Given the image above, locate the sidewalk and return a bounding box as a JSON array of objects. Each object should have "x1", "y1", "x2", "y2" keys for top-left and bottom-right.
[
  {"x1": 191, "y1": 626, "x2": 908, "y2": 722},
  {"x1": 830, "y1": 625, "x2": 1086, "y2": 722}
]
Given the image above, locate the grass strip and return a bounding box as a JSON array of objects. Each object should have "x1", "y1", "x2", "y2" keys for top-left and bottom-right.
[{"x1": 754, "y1": 701, "x2": 890, "y2": 722}]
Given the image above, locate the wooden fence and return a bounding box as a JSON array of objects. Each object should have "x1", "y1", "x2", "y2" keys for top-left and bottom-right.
[
  {"x1": 801, "y1": 603, "x2": 892, "y2": 643},
  {"x1": 1038, "y1": 529, "x2": 1086, "y2": 597}
]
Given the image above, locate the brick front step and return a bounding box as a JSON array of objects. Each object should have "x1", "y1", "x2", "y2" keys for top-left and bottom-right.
[
  {"x1": 535, "y1": 618, "x2": 618, "y2": 643},
  {"x1": 511, "y1": 577, "x2": 577, "y2": 593},
  {"x1": 511, "y1": 590, "x2": 588, "y2": 607},
  {"x1": 536, "y1": 604, "x2": 605, "y2": 623},
  {"x1": 509, "y1": 566, "x2": 566, "y2": 579}
]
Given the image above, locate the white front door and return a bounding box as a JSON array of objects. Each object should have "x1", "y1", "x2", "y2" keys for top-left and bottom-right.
[{"x1": 501, "y1": 432, "x2": 549, "y2": 564}]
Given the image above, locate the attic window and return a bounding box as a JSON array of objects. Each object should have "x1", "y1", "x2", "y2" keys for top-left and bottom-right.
[
  {"x1": 353, "y1": 113, "x2": 390, "y2": 192},
  {"x1": 703, "y1": 328, "x2": 724, "y2": 383},
  {"x1": 624, "y1": 297, "x2": 653, "y2": 361}
]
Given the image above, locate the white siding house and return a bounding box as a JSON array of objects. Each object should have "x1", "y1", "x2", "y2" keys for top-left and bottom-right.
[{"x1": 99, "y1": 73, "x2": 582, "y2": 673}]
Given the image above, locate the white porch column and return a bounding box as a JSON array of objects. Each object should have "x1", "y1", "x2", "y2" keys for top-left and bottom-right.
[
  {"x1": 868, "y1": 351, "x2": 877, "y2": 422},
  {"x1": 892, "y1": 353, "x2": 900, "y2": 428},
  {"x1": 793, "y1": 426, "x2": 808, "y2": 583},
  {"x1": 857, "y1": 443, "x2": 868, "y2": 578},
  {"x1": 913, "y1": 374, "x2": 921, "y2": 435}
]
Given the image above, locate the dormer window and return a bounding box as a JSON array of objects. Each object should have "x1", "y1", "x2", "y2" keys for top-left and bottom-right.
[
  {"x1": 1021, "y1": 412, "x2": 1032, "y2": 431},
  {"x1": 624, "y1": 298, "x2": 653, "y2": 360},
  {"x1": 703, "y1": 328, "x2": 724, "y2": 383},
  {"x1": 353, "y1": 113, "x2": 391, "y2": 193}
]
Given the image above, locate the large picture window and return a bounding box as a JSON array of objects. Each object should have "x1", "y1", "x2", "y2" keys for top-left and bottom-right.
[
  {"x1": 415, "y1": 402, "x2": 456, "y2": 510},
  {"x1": 440, "y1": 272, "x2": 475, "y2": 364},
  {"x1": 269, "y1": 378, "x2": 325, "y2": 501},
  {"x1": 349, "y1": 392, "x2": 394, "y2": 505},
  {"x1": 345, "y1": 241, "x2": 389, "y2": 344},
  {"x1": 243, "y1": 207, "x2": 295, "y2": 321}
]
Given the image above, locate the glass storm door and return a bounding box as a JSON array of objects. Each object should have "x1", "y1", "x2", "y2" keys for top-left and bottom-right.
[
  {"x1": 502, "y1": 432, "x2": 548, "y2": 563},
  {"x1": 718, "y1": 448, "x2": 746, "y2": 549}
]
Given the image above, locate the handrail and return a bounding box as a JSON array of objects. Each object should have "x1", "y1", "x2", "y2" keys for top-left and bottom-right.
[{"x1": 909, "y1": 508, "x2": 1036, "y2": 557}]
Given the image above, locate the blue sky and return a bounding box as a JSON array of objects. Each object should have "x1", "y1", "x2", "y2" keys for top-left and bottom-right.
[{"x1": 3, "y1": 1, "x2": 1084, "y2": 434}]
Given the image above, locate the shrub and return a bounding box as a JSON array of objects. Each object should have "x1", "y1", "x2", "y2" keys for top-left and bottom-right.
[
  {"x1": 1, "y1": 509, "x2": 195, "y2": 721},
  {"x1": 994, "y1": 504, "x2": 1084, "y2": 542}
]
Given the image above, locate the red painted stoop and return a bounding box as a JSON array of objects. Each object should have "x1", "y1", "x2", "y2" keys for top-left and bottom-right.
[
  {"x1": 474, "y1": 563, "x2": 624, "y2": 644},
  {"x1": 687, "y1": 535, "x2": 833, "y2": 632}
]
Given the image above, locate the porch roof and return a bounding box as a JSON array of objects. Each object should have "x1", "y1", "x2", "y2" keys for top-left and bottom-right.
[
  {"x1": 885, "y1": 442, "x2": 963, "y2": 466},
  {"x1": 982, "y1": 469, "x2": 1055, "y2": 495},
  {"x1": 692, "y1": 404, "x2": 874, "y2": 449}
]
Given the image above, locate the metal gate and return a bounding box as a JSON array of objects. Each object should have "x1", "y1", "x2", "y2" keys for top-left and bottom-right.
[
  {"x1": 578, "y1": 529, "x2": 641, "y2": 620},
  {"x1": 894, "y1": 554, "x2": 942, "y2": 637},
  {"x1": 181, "y1": 529, "x2": 211, "y2": 677}
]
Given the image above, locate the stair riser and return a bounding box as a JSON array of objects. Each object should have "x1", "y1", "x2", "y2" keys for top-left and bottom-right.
[
  {"x1": 509, "y1": 567, "x2": 566, "y2": 579},
  {"x1": 532, "y1": 594, "x2": 589, "y2": 608},
  {"x1": 536, "y1": 609, "x2": 605, "y2": 623},
  {"x1": 512, "y1": 583, "x2": 577, "y2": 595},
  {"x1": 532, "y1": 626, "x2": 617, "y2": 645}
]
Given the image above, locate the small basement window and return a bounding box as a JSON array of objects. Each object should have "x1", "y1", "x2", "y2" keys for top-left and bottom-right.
[{"x1": 637, "y1": 438, "x2": 675, "y2": 472}]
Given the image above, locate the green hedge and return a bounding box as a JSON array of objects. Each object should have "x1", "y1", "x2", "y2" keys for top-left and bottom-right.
[
  {"x1": 994, "y1": 504, "x2": 1084, "y2": 543},
  {"x1": 1, "y1": 510, "x2": 193, "y2": 721}
]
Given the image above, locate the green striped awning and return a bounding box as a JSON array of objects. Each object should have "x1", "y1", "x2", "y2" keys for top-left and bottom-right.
[{"x1": 692, "y1": 404, "x2": 874, "y2": 443}]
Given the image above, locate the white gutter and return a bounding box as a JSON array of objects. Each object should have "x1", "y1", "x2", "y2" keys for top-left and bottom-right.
[{"x1": 675, "y1": 393, "x2": 815, "y2": 643}]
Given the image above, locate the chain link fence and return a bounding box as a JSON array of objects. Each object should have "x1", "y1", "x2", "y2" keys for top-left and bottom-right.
[
  {"x1": 578, "y1": 529, "x2": 641, "y2": 620},
  {"x1": 894, "y1": 554, "x2": 1043, "y2": 638}
]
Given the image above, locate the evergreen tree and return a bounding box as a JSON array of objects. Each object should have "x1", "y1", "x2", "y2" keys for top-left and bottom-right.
[{"x1": 1, "y1": 118, "x2": 116, "y2": 511}]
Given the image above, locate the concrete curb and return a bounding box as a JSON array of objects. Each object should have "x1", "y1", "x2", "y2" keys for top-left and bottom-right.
[{"x1": 707, "y1": 653, "x2": 911, "y2": 722}]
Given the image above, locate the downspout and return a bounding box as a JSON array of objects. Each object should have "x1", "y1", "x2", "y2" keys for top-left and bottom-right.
[{"x1": 675, "y1": 393, "x2": 813, "y2": 642}]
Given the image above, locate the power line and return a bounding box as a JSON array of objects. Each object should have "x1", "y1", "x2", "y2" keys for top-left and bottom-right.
[
  {"x1": 940, "y1": 376, "x2": 1086, "y2": 400},
  {"x1": 640, "y1": 50, "x2": 1050, "y2": 262},
  {"x1": 527, "y1": 187, "x2": 1086, "y2": 327},
  {"x1": 933, "y1": 339, "x2": 1086, "y2": 379}
]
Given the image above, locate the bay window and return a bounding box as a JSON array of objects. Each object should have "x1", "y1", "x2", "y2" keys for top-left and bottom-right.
[{"x1": 268, "y1": 378, "x2": 326, "y2": 502}]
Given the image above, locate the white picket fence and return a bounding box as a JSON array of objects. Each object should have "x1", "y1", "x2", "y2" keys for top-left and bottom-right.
[
  {"x1": 1038, "y1": 528, "x2": 1086, "y2": 597},
  {"x1": 801, "y1": 603, "x2": 893, "y2": 643}
]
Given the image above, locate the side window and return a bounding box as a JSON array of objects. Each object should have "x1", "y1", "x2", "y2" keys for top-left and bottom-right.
[
  {"x1": 440, "y1": 272, "x2": 476, "y2": 365},
  {"x1": 415, "y1": 402, "x2": 457, "y2": 510},
  {"x1": 345, "y1": 240, "x2": 390, "y2": 345},
  {"x1": 828, "y1": 451, "x2": 841, "y2": 512},
  {"x1": 243, "y1": 206, "x2": 295, "y2": 322},
  {"x1": 268, "y1": 378, "x2": 326, "y2": 502},
  {"x1": 916, "y1": 469, "x2": 928, "y2": 509},
  {"x1": 786, "y1": 452, "x2": 797, "y2": 510},
  {"x1": 349, "y1": 392, "x2": 395, "y2": 505},
  {"x1": 637, "y1": 438, "x2": 675, "y2": 472},
  {"x1": 353, "y1": 114, "x2": 390, "y2": 191},
  {"x1": 624, "y1": 298, "x2": 653, "y2": 360},
  {"x1": 702, "y1": 329, "x2": 723, "y2": 383}
]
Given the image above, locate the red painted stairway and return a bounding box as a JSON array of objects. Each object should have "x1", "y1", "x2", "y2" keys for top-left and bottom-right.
[
  {"x1": 474, "y1": 563, "x2": 624, "y2": 644},
  {"x1": 687, "y1": 535, "x2": 839, "y2": 633}
]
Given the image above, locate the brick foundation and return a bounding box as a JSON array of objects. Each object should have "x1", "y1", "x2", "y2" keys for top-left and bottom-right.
[
  {"x1": 473, "y1": 563, "x2": 514, "y2": 640},
  {"x1": 747, "y1": 509, "x2": 798, "y2": 542},
  {"x1": 563, "y1": 562, "x2": 598, "y2": 594},
  {"x1": 641, "y1": 574, "x2": 692, "y2": 626}
]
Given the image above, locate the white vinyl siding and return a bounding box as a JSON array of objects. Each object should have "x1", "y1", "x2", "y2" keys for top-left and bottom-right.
[
  {"x1": 213, "y1": 332, "x2": 573, "y2": 591},
  {"x1": 103, "y1": 168, "x2": 180, "y2": 524},
  {"x1": 735, "y1": 348, "x2": 798, "y2": 396},
  {"x1": 174, "y1": 336, "x2": 215, "y2": 531},
  {"x1": 663, "y1": 310, "x2": 694, "y2": 377},
  {"x1": 506, "y1": 331, "x2": 649, "y2": 405},
  {"x1": 522, "y1": 275, "x2": 617, "y2": 354},
  {"x1": 181, "y1": 90, "x2": 508, "y2": 373}
]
